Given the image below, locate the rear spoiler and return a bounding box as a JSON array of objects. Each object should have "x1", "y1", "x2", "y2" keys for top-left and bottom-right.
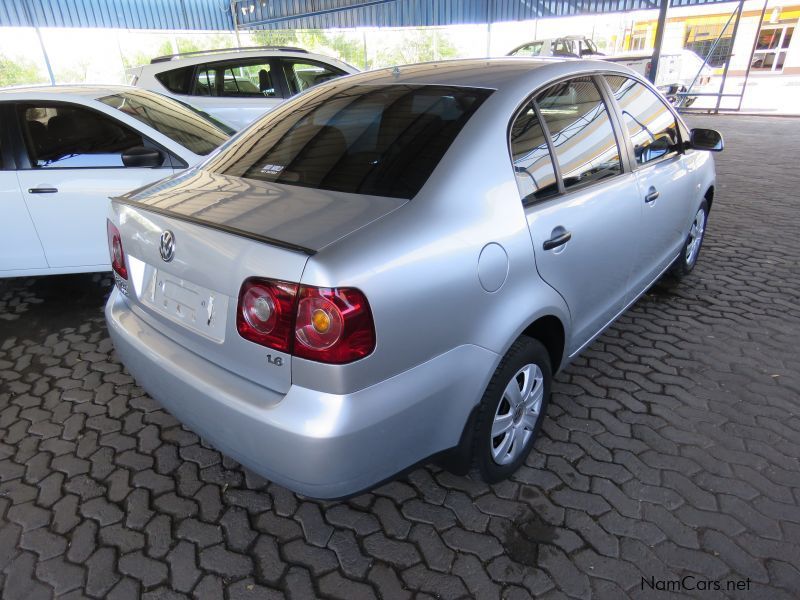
[{"x1": 110, "y1": 195, "x2": 317, "y2": 256}]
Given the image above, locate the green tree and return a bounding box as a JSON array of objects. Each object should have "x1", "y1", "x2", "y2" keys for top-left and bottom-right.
[
  {"x1": 0, "y1": 55, "x2": 47, "y2": 87},
  {"x1": 372, "y1": 29, "x2": 458, "y2": 68},
  {"x1": 253, "y1": 29, "x2": 367, "y2": 69}
]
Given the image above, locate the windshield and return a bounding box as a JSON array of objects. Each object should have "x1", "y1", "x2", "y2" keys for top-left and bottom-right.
[
  {"x1": 207, "y1": 82, "x2": 492, "y2": 199},
  {"x1": 98, "y1": 90, "x2": 230, "y2": 155}
]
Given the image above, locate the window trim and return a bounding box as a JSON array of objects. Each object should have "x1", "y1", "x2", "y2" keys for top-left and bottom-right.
[
  {"x1": 0, "y1": 103, "x2": 16, "y2": 170},
  {"x1": 10, "y1": 100, "x2": 179, "y2": 171},
  {"x1": 506, "y1": 72, "x2": 631, "y2": 206},
  {"x1": 598, "y1": 73, "x2": 689, "y2": 171},
  {"x1": 507, "y1": 97, "x2": 562, "y2": 206}
]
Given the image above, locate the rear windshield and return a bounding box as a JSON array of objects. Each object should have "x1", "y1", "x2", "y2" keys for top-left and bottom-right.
[
  {"x1": 207, "y1": 83, "x2": 492, "y2": 199},
  {"x1": 98, "y1": 90, "x2": 230, "y2": 156}
]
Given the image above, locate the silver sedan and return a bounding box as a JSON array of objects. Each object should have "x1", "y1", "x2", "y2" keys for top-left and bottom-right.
[{"x1": 105, "y1": 58, "x2": 722, "y2": 498}]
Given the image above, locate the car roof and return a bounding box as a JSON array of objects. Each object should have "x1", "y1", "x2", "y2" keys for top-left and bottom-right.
[
  {"x1": 0, "y1": 84, "x2": 142, "y2": 100},
  {"x1": 326, "y1": 57, "x2": 635, "y2": 93}
]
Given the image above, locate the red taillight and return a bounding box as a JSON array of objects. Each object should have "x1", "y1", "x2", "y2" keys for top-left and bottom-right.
[
  {"x1": 236, "y1": 278, "x2": 298, "y2": 353},
  {"x1": 236, "y1": 278, "x2": 375, "y2": 364},
  {"x1": 106, "y1": 219, "x2": 128, "y2": 280},
  {"x1": 294, "y1": 286, "x2": 375, "y2": 364}
]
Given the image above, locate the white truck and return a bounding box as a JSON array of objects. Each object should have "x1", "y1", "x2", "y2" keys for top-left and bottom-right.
[{"x1": 508, "y1": 35, "x2": 714, "y2": 106}]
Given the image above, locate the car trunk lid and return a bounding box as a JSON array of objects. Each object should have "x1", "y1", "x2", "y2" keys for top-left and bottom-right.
[{"x1": 110, "y1": 169, "x2": 405, "y2": 396}]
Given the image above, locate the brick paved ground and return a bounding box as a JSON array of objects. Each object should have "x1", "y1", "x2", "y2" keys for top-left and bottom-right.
[{"x1": 1, "y1": 115, "x2": 799, "y2": 599}]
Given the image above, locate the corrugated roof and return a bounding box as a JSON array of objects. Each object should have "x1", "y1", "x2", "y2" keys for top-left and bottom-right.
[
  {"x1": 234, "y1": 0, "x2": 737, "y2": 29},
  {"x1": 0, "y1": 0, "x2": 736, "y2": 31},
  {"x1": 0, "y1": 0, "x2": 233, "y2": 30}
]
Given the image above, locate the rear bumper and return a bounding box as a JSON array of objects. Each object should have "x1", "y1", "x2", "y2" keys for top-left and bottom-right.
[{"x1": 105, "y1": 289, "x2": 497, "y2": 498}]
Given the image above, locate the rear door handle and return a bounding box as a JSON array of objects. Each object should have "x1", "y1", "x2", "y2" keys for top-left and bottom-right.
[
  {"x1": 543, "y1": 231, "x2": 572, "y2": 250},
  {"x1": 644, "y1": 187, "x2": 659, "y2": 203},
  {"x1": 28, "y1": 187, "x2": 58, "y2": 194}
]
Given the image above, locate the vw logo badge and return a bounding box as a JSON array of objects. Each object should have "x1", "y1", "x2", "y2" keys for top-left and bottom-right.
[{"x1": 159, "y1": 230, "x2": 175, "y2": 262}]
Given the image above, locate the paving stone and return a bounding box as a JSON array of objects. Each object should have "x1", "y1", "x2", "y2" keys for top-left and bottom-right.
[
  {"x1": 198, "y1": 544, "x2": 253, "y2": 579},
  {"x1": 118, "y1": 550, "x2": 169, "y2": 587},
  {"x1": 0, "y1": 116, "x2": 799, "y2": 598},
  {"x1": 166, "y1": 540, "x2": 201, "y2": 593},
  {"x1": 328, "y1": 529, "x2": 373, "y2": 579}
]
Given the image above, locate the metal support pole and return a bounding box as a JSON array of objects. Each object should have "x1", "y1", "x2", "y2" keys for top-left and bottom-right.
[
  {"x1": 21, "y1": 1, "x2": 55, "y2": 84},
  {"x1": 715, "y1": 0, "x2": 744, "y2": 113},
  {"x1": 230, "y1": 0, "x2": 242, "y2": 47},
  {"x1": 649, "y1": 0, "x2": 669, "y2": 84},
  {"x1": 737, "y1": 0, "x2": 769, "y2": 111}
]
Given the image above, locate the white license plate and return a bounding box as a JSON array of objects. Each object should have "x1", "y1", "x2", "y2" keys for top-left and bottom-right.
[{"x1": 136, "y1": 261, "x2": 228, "y2": 342}]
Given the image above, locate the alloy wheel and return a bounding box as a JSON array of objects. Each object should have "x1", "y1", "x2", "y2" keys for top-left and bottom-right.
[{"x1": 490, "y1": 363, "x2": 544, "y2": 465}]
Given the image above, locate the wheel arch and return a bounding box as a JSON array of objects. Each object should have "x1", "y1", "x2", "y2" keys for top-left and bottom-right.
[
  {"x1": 704, "y1": 185, "x2": 715, "y2": 211},
  {"x1": 520, "y1": 314, "x2": 566, "y2": 374}
]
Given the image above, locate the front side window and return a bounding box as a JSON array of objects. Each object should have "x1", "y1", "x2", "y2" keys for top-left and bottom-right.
[
  {"x1": 509, "y1": 102, "x2": 558, "y2": 202},
  {"x1": 536, "y1": 77, "x2": 622, "y2": 191},
  {"x1": 98, "y1": 90, "x2": 230, "y2": 156},
  {"x1": 282, "y1": 60, "x2": 346, "y2": 96},
  {"x1": 605, "y1": 75, "x2": 679, "y2": 165},
  {"x1": 209, "y1": 83, "x2": 492, "y2": 199},
  {"x1": 554, "y1": 40, "x2": 577, "y2": 57},
  {"x1": 18, "y1": 103, "x2": 143, "y2": 168}
]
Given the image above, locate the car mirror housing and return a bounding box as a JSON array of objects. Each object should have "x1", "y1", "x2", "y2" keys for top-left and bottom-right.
[
  {"x1": 122, "y1": 146, "x2": 164, "y2": 168},
  {"x1": 690, "y1": 128, "x2": 724, "y2": 152}
]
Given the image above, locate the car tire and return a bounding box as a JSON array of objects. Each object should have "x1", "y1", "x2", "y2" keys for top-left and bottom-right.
[
  {"x1": 470, "y1": 336, "x2": 551, "y2": 484},
  {"x1": 669, "y1": 200, "x2": 708, "y2": 280}
]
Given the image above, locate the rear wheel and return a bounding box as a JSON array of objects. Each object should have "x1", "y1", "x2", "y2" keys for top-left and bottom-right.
[
  {"x1": 471, "y1": 337, "x2": 551, "y2": 483},
  {"x1": 670, "y1": 201, "x2": 708, "y2": 280}
]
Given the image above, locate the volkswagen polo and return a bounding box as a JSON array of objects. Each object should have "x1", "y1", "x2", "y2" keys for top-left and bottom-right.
[{"x1": 105, "y1": 58, "x2": 722, "y2": 498}]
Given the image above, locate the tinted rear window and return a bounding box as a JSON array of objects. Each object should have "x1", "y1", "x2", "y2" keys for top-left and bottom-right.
[{"x1": 208, "y1": 83, "x2": 492, "y2": 199}]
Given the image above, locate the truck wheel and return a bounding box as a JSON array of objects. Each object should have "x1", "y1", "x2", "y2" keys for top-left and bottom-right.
[{"x1": 470, "y1": 337, "x2": 551, "y2": 483}]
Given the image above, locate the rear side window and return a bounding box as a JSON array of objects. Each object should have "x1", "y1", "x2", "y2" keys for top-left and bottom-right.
[
  {"x1": 605, "y1": 75, "x2": 680, "y2": 165},
  {"x1": 509, "y1": 102, "x2": 558, "y2": 202},
  {"x1": 18, "y1": 103, "x2": 143, "y2": 168},
  {"x1": 194, "y1": 67, "x2": 218, "y2": 96},
  {"x1": 536, "y1": 77, "x2": 622, "y2": 192},
  {"x1": 155, "y1": 67, "x2": 192, "y2": 94},
  {"x1": 221, "y1": 62, "x2": 277, "y2": 97},
  {"x1": 210, "y1": 83, "x2": 492, "y2": 199},
  {"x1": 281, "y1": 60, "x2": 346, "y2": 96}
]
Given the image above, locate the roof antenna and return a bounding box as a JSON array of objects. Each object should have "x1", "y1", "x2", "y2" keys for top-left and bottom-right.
[{"x1": 392, "y1": 66, "x2": 401, "y2": 78}]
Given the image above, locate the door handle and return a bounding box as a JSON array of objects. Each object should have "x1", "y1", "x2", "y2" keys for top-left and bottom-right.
[
  {"x1": 28, "y1": 187, "x2": 58, "y2": 194},
  {"x1": 543, "y1": 231, "x2": 572, "y2": 250},
  {"x1": 644, "y1": 187, "x2": 660, "y2": 203}
]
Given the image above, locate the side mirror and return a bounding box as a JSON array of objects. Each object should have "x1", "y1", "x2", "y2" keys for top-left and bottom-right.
[
  {"x1": 121, "y1": 146, "x2": 164, "y2": 168},
  {"x1": 690, "y1": 128, "x2": 724, "y2": 152}
]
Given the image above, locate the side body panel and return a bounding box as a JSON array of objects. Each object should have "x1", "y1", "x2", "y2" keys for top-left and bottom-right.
[
  {"x1": 526, "y1": 175, "x2": 643, "y2": 354},
  {"x1": 0, "y1": 170, "x2": 48, "y2": 272}
]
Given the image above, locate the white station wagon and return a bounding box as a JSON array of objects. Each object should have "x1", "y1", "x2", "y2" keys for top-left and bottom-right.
[{"x1": 0, "y1": 85, "x2": 230, "y2": 278}]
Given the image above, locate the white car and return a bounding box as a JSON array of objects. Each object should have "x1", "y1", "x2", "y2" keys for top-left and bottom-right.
[
  {"x1": 128, "y1": 46, "x2": 358, "y2": 130},
  {"x1": 0, "y1": 85, "x2": 231, "y2": 278}
]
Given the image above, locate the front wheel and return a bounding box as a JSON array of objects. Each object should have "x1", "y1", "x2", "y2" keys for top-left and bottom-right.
[
  {"x1": 470, "y1": 337, "x2": 552, "y2": 483},
  {"x1": 670, "y1": 201, "x2": 708, "y2": 280}
]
